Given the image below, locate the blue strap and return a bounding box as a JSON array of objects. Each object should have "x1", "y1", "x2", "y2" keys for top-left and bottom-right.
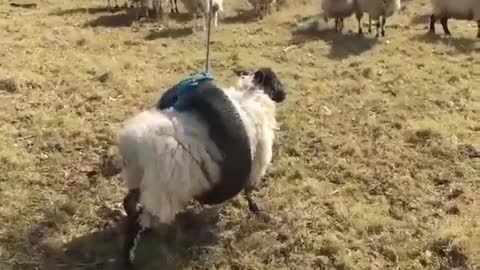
[{"x1": 159, "y1": 72, "x2": 214, "y2": 110}]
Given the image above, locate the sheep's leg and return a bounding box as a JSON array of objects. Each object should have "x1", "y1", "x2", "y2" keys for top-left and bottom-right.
[
  {"x1": 203, "y1": 13, "x2": 208, "y2": 31},
  {"x1": 194, "y1": 13, "x2": 200, "y2": 31},
  {"x1": 340, "y1": 18, "x2": 344, "y2": 32},
  {"x1": 170, "y1": 0, "x2": 177, "y2": 14},
  {"x1": 174, "y1": 0, "x2": 179, "y2": 14},
  {"x1": 375, "y1": 17, "x2": 381, "y2": 37},
  {"x1": 440, "y1": 17, "x2": 450, "y2": 36},
  {"x1": 244, "y1": 188, "x2": 260, "y2": 214},
  {"x1": 356, "y1": 12, "x2": 363, "y2": 34},
  {"x1": 368, "y1": 16, "x2": 372, "y2": 33},
  {"x1": 123, "y1": 189, "x2": 144, "y2": 267},
  {"x1": 429, "y1": 14, "x2": 436, "y2": 34},
  {"x1": 334, "y1": 18, "x2": 339, "y2": 32},
  {"x1": 381, "y1": 16, "x2": 386, "y2": 36},
  {"x1": 214, "y1": 11, "x2": 218, "y2": 28},
  {"x1": 107, "y1": 0, "x2": 113, "y2": 12},
  {"x1": 477, "y1": 21, "x2": 480, "y2": 38}
]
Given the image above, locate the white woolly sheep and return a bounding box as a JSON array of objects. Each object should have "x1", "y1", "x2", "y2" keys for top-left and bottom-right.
[
  {"x1": 355, "y1": 0, "x2": 402, "y2": 37},
  {"x1": 321, "y1": 0, "x2": 356, "y2": 32},
  {"x1": 429, "y1": 0, "x2": 480, "y2": 38},
  {"x1": 179, "y1": 0, "x2": 224, "y2": 30},
  {"x1": 117, "y1": 67, "x2": 286, "y2": 267}
]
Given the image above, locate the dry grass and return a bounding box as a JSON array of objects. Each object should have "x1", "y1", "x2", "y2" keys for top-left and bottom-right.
[{"x1": 0, "y1": 0, "x2": 479, "y2": 269}]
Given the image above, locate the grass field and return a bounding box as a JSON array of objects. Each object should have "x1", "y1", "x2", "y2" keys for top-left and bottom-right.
[{"x1": 0, "y1": 0, "x2": 479, "y2": 269}]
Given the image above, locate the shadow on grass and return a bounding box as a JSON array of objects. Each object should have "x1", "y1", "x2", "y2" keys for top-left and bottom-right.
[
  {"x1": 49, "y1": 6, "x2": 123, "y2": 16},
  {"x1": 41, "y1": 207, "x2": 220, "y2": 270},
  {"x1": 290, "y1": 20, "x2": 377, "y2": 60},
  {"x1": 223, "y1": 8, "x2": 259, "y2": 24},
  {"x1": 84, "y1": 10, "x2": 138, "y2": 28},
  {"x1": 145, "y1": 27, "x2": 194, "y2": 40},
  {"x1": 168, "y1": 12, "x2": 194, "y2": 23},
  {"x1": 411, "y1": 32, "x2": 479, "y2": 54}
]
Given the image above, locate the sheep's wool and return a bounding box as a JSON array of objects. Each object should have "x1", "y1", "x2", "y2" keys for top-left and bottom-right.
[
  {"x1": 118, "y1": 82, "x2": 277, "y2": 227},
  {"x1": 431, "y1": 0, "x2": 480, "y2": 20}
]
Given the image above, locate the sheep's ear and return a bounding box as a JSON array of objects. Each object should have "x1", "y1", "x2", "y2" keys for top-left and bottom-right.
[{"x1": 253, "y1": 69, "x2": 266, "y2": 84}]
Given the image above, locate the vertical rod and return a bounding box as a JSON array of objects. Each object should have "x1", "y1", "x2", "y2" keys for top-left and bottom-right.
[{"x1": 205, "y1": 0, "x2": 214, "y2": 72}]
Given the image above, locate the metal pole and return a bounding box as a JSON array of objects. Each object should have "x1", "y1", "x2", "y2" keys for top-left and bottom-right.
[{"x1": 205, "y1": 0, "x2": 214, "y2": 72}]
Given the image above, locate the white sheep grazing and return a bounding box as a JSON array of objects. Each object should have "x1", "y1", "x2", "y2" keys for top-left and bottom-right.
[
  {"x1": 321, "y1": 0, "x2": 356, "y2": 32},
  {"x1": 179, "y1": 0, "x2": 224, "y2": 30},
  {"x1": 429, "y1": 0, "x2": 480, "y2": 38},
  {"x1": 118, "y1": 67, "x2": 286, "y2": 267},
  {"x1": 355, "y1": 0, "x2": 402, "y2": 37}
]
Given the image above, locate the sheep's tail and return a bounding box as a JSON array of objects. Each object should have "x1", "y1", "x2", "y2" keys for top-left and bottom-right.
[{"x1": 179, "y1": 81, "x2": 252, "y2": 205}]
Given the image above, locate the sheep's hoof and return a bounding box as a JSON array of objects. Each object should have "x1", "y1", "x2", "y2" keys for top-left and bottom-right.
[
  {"x1": 248, "y1": 201, "x2": 260, "y2": 214},
  {"x1": 124, "y1": 259, "x2": 134, "y2": 269}
]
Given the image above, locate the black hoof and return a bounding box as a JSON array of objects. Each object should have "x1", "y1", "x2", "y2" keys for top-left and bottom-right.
[{"x1": 248, "y1": 202, "x2": 260, "y2": 214}]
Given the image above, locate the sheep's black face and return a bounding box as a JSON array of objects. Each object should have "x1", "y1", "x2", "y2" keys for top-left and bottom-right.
[{"x1": 234, "y1": 67, "x2": 286, "y2": 103}]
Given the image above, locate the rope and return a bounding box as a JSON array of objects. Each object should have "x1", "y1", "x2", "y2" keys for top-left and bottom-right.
[{"x1": 205, "y1": 0, "x2": 214, "y2": 72}]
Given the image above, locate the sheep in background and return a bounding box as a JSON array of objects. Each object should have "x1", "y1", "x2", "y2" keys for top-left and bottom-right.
[
  {"x1": 321, "y1": 0, "x2": 356, "y2": 32},
  {"x1": 248, "y1": 0, "x2": 277, "y2": 19},
  {"x1": 355, "y1": 0, "x2": 402, "y2": 37},
  {"x1": 179, "y1": 0, "x2": 224, "y2": 30},
  {"x1": 107, "y1": 0, "x2": 129, "y2": 11},
  {"x1": 118, "y1": 67, "x2": 286, "y2": 267},
  {"x1": 429, "y1": 0, "x2": 480, "y2": 38}
]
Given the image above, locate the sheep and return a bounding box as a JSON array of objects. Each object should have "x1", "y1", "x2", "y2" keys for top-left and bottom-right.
[
  {"x1": 179, "y1": 0, "x2": 224, "y2": 30},
  {"x1": 118, "y1": 67, "x2": 286, "y2": 267},
  {"x1": 107, "y1": 0, "x2": 129, "y2": 12},
  {"x1": 429, "y1": 0, "x2": 480, "y2": 38},
  {"x1": 321, "y1": 0, "x2": 356, "y2": 32},
  {"x1": 248, "y1": 0, "x2": 277, "y2": 19},
  {"x1": 355, "y1": 0, "x2": 402, "y2": 37},
  {"x1": 129, "y1": 0, "x2": 175, "y2": 19}
]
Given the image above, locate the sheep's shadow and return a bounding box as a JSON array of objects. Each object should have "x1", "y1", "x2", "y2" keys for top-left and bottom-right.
[
  {"x1": 168, "y1": 12, "x2": 194, "y2": 23},
  {"x1": 145, "y1": 27, "x2": 194, "y2": 40},
  {"x1": 84, "y1": 10, "x2": 138, "y2": 27},
  {"x1": 223, "y1": 8, "x2": 259, "y2": 24},
  {"x1": 411, "y1": 32, "x2": 479, "y2": 54},
  {"x1": 49, "y1": 6, "x2": 117, "y2": 16},
  {"x1": 291, "y1": 20, "x2": 377, "y2": 60},
  {"x1": 42, "y1": 207, "x2": 220, "y2": 270}
]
